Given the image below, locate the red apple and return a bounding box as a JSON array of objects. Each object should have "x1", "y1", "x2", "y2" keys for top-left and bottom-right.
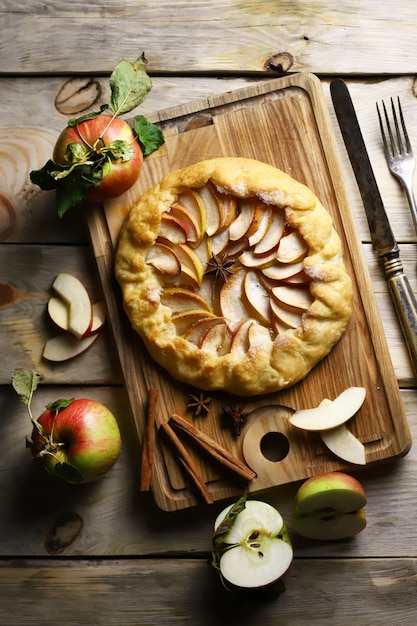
[
  {"x1": 28, "y1": 398, "x2": 122, "y2": 484},
  {"x1": 53, "y1": 114, "x2": 143, "y2": 202}
]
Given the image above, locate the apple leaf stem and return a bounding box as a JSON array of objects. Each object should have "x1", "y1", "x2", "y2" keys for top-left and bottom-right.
[{"x1": 213, "y1": 495, "x2": 247, "y2": 549}]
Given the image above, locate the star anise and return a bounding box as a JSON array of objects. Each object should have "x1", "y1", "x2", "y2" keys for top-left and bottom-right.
[
  {"x1": 205, "y1": 253, "x2": 234, "y2": 283},
  {"x1": 187, "y1": 392, "x2": 212, "y2": 417},
  {"x1": 222, "y1": 405, "x2": 250, "y2": 437}
]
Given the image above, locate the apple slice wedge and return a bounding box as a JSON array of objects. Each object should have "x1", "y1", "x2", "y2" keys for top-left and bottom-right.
[
  {"x1": 248, "y1": 206, "x2": 272, "y2": 246},
  {"x1": 270, "y1": 296, "x2": 303, "y2": 329},
  {"x1": 213, "y1": 498, "x2": 293, "y2": 590},
  {"x1": 160, "y1": 287, "x2": 213, "y2": 314},
  {"x1": 52, "y1": 273, "x2": 93, "y2": 340},
  {"x1": 219, "y1": 268, "x2": 250, "y2": 332},
  {"x1": 48, "y1": 298, "x2": 106, "y2": 337},
  {"x1": 261, "y1": 259, "x2": 305, "y2": 281},
  {"x1": 292, "y1": 472, "x2": 367, "y2": 540},
  {"x1": 159, "y1": 212, "x2": 188, "y2": 243},
  {"x1": 171, "y1": 310, "x2": 216, "y2": 335},
  {"x1": 199, "y1": 321, "x2": 232, "y2": 355},
  {"x1": 271, "y1": 285, "x2": 313, "y2": 311},
  {"x1": 43, "y1": 332, "x2": 100, "y2": 362},
  {"x1": 146, "y1": 243, "x2": 181, "y2": 276},
  {"x1": 253, "y1": 209, "x2": 286, "y2": 256},
  {"x1": 318, "y1": 399, "x2": 366, "y2": 465},
  {"x1": 289, "y1": 387, "x2": 366, "y2": 431},
  {"x1": 176, "y1": 189, "x2": 207, "y2": 242},
  {"x1": 276, "y1": 230, "x2": 308, "y2": 263},
  {"x1": 243, "y1": 271, "x2": 272, "y2": 326},
  {"x1": 228, "y1": 198, "x2": 257, "y2": 241},
  {"x1": 183, "y1": 316, "x2": 226, "y2": 345}
]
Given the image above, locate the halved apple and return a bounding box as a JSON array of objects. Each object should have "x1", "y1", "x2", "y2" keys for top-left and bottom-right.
[
  {"x1": 146, "y1": 243, "x2": 181, "y2": 276},
  {"x1": 52, "y1": 273, "x2": 92, "y2": 340},
  {"x1": 243, "y1": 271, "x2": 272, "y2": 326},
  {"x1": 43, "y1": 332, "x2": 100, "y2": 362},
  {"x1": 292, "y1": 472, "x2": 367, "y2": 540},
  {"x1": 253, "y1": 209, "x2": 286, "y2": 256},
  {"x1": 276, "y1": 230, "x2": 308, "y2": 263},
  {"x1": 213, "y1": 498, "x2": 293, "y2": 590},
  {"x1": 271, "y1": 285, "x2": 313, "y2": 311}
]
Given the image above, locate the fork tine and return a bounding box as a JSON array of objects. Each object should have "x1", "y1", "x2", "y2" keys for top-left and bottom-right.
[
  {"x1": 376, "y1": 102, "x2": 390, "y2": 156},
  {"x1": 396, "y1": 96, "x2": 412, "y2": 154},
  {"x1": 382, "y1": 99, "x2": 398, "y2": 157}
]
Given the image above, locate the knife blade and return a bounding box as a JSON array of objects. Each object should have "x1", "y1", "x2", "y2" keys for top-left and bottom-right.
[{"x1": 330, "y1": 78, "x2": 417, "y2": 377}]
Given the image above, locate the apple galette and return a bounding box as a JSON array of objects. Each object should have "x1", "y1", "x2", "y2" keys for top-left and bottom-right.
[{"x1": 115, "y1": 157, "x2": 352, "y2": 396}]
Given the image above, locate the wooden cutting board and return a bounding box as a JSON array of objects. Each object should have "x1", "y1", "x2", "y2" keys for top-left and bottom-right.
[{"x1": 87, "y1": 73, "x2": 411, "y2": 511}]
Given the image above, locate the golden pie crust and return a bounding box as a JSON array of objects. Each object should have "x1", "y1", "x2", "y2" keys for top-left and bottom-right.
[{"x1": 115, "y1": 158, "x2": 352, "y2": 396}]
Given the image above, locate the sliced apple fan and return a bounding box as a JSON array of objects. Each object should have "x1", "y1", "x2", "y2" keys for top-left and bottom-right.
[{"x1": 115, "y1": 157, "x2": 353, "y2": 395}]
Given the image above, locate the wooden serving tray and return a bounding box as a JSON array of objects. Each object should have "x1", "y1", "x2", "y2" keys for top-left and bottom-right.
[{"x1": 88, "y1": 73, "x2": 411, "y2": 511}]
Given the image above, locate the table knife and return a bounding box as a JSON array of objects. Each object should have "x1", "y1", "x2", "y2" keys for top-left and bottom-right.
[{"x1": 330, "y1": 78, "x2": 417, "y2": 377}]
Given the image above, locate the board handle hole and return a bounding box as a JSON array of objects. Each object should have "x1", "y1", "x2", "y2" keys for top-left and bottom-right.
[{"x1": 260, "y1": 431, "x2": 290, "y2": 462}]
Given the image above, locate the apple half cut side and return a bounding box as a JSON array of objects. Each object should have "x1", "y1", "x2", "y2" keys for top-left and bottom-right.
[
  {"x1": 213, "y1": 498, "x2": 293, "y2": 590},
  {"x1": 52, "y1": 272, "x2": 93, "y2": 340},
  {"x1": 292, "y1": 472, "x2": 367, "y2": 540}
]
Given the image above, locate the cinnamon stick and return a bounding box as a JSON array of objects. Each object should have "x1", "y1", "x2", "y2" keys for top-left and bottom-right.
[
  {"x1": 140, "y1": 388, "x2": 158, "y2": 491},
  {"x1": 169, "y1": 413, "x2": 256, "y2": 482},
  {"x1": 159, "y1": 421, "x2": 213, "y2": 504}
]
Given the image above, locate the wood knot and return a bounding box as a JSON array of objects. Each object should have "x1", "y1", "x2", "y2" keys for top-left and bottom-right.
[
  {"x1": 0, "y1": 282, "x2": 17, "y2": 308},
  {"x1": 45, "y1": 512, "x2": 83, "y2": 554},
  {"x1": 264, "y1": 52, "x2": 294, "y2": 75},
  {"x1": 55, "y1": 77, "x2": 102, "y2": 116},
  {"x1": 0, "y1": 192, "x2": 17, "y2": 241}
]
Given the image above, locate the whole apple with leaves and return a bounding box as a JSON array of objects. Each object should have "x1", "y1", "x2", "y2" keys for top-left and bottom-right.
[
  {"x1": 30, "y1": 53, "x2": 164, "y2": 217},
  {"x1": 12, "y1": 369, "x2": 121, "y2": 484}
]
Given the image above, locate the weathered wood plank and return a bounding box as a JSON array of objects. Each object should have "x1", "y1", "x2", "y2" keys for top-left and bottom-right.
[
  {"x1": 1, "y1": 75, "x2": 417, "y2": 243},
  {"x1": 0, "y1": 244, "x2": 122, "y2": 384},
  {"x1": 0, "y1": 384, "x2": 416, "y2": 558},
  {"x1": 1, "y1": 557, "x2": 416, "y2": 625},
  {"x1": 1, "y1": 1, "x2": 417, "y2": 75}
]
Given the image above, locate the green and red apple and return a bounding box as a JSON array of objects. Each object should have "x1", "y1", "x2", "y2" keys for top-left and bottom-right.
[
  {"x1": 292, "y1": 472, "x2": 367, "y2": 540},
  {"x1": 212, "y1": 497, "x2": 293, "y2": 591}
]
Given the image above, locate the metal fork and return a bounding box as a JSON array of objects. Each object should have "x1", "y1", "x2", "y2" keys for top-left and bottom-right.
[{"x1": 377, "y1": 96, "x2": 417, "y2": 235}]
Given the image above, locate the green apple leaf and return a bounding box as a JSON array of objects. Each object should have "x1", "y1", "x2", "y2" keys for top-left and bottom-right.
[
  {"x1": 68, "y1": 104, "x2": 109, "y2": 127},
  {"x1": 46, "y1": 398, "x2": 74, "y2": 413},
  {"x1": 213, "y1": 496, "x2": 247, "y2": 549},
  {"x1": 109, "y1": 53, "x2": 152, "y2": 115},
  {"x1": 133, "y1": 115, "x2": 165, "y2": 156},
  {"x1": 11, "y1": 369, "x2": 43, "y2": 407},
  {"x1": 54, "y1": 462, "x2": 85, "y2": 484}
]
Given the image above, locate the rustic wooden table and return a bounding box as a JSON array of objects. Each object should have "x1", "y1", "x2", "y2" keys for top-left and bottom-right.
[{"x1": 1, "y1": 1, "x2": 417, "y2": 623}]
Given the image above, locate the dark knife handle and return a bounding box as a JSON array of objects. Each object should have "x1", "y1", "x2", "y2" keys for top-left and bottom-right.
[{"x1": 384, "y1": 253, "x2": 417, "y2": 377}]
